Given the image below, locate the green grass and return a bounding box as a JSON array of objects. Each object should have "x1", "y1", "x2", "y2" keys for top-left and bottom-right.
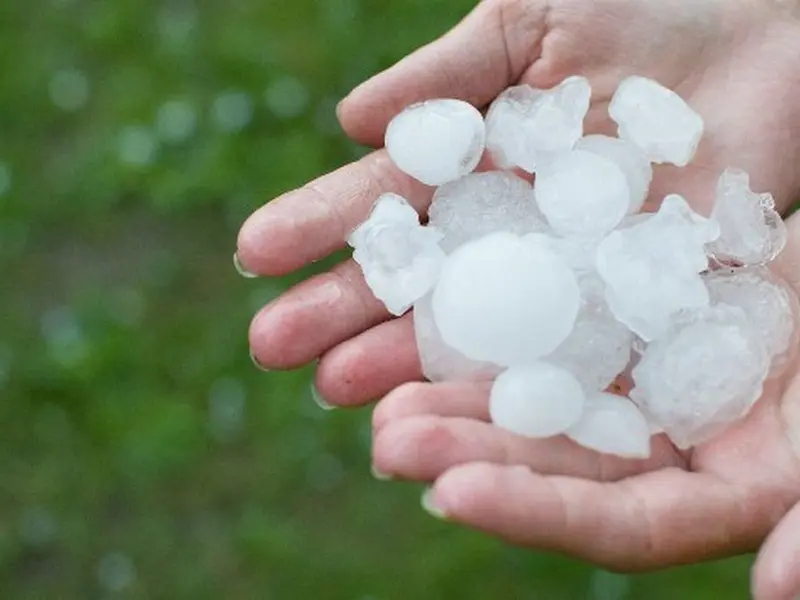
[{"x1": 0, "y1": 0, "x2": 756, "y2": 597}]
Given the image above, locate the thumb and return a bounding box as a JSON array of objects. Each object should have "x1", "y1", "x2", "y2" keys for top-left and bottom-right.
[
  {"x1": 337, "y1": 0, "x2": 548, "y2": 147},
  {"x1": 752, "y1": 499, "x2": 800, "y2": 600}
]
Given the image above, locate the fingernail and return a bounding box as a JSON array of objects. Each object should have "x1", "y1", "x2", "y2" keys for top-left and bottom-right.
[
  {"x1": 335, "y1": 97, "x2": 346, "y2": 121},
  {"x1": 371, "y1": 465, "x2": 393, "y2": 481},
  {"x1": 249, "y1": 348, "x2": 271, "y2": 373},
  {"x1": 310, "y1": 382, "x2": 336, "y2": 411},
  {"x1": 233, "y1": 252, "x2": 259, "y2": 279},
  {"x1": 421, "y1": 488, "x2": 447, "y2": 520}
]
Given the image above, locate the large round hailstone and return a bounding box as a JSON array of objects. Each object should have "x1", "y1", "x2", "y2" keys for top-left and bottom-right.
[
  {"x1": 431, "y1": 232, "x2": 581, "y2": 366},
  {"x1": 490, "y1": 363, "x2": 585, "y2": 438},
  {"x1": 385, "y1": 99, "x2": 486, "y2": 186},
  {"x1": 535, "y1": 149, "x2": 631, "y2": 236}
]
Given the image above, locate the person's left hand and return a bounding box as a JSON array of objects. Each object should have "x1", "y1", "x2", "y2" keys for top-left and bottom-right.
[{"x1": 370, "y1": 211, "x2": 800, "y2": 582}]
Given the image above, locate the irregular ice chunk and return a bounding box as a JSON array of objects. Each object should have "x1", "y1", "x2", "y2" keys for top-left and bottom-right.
[
  {"x1": 596, "y1": 195, "x2": 720, "y2": 340},
  {"x1": 576, "y1": 134, "x2": 653, "y2": 214},
  {"x1": 349, "y1": 193, "x2": 446, "y2": 316},
  {"x1": 548, "y1": 276, "x2": 634, "y2": 393},
  {"x1": 704, "y1": 266, "x2": 797, "y2": 363},
  {"x1": 432, "y1": 232, "x2": 580, "y2": 366},
  {"x1": 566, "y1": 393, "x2": 651, "y2": 459},
  {"x1": 385, "y1": 99, "x2": 486, "y2": 186},
  {"x1": 485, "y1": 76, "x2": 591, "y2": 172},
  {"x1": 707, "y1": 168, "x2": 787, "y2": 265},
  {"x1": 413, "y1": 293, "x2": 503, "y2": 383},
  {"x1": 535, "y1": 149, "x2": 631, "y2": 236},
  {"x1": 630, "y1": 305, "x2": 769, "y2": 449},
  {"x1": 546, "y1": 234, "x2": 604, "y2": 273},
  {"x1": 609, "y1": 76, "x2": 704, "y2": 167},
  {"x1": 428, "y1": 171, "x2": 547, "y2": 253},
  {"x1": 490, "y1": 363, "x2": 585, "y2": 438}
]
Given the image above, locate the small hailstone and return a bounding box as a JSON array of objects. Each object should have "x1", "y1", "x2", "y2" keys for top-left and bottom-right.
[
  {"x1": 596, "y1": 194, "x2": 720, "y2": 341},
  {"x1": 576, "y1": 134, "x2": 653, "y2": 214},
  {"x1": 485, "y1": 76, "x2": 591, "y2": 172},
  {"x1": 348, "y1": 193, "x2": 445, "y2": 316},
  {"x1": 707, "y1": 168, "x2": 787, "y2": 265},
  {"x1": 630, "y1": 304, "x2": 769, "y2": 449},
  {"x1": 413, "y1": 293, "x2": 502, "y2": 383},
  {"x1": 432, "y1": 232, "x2": 580, "y2": 366},
  {"x1": 428, "y1": 171, "x2": 548, "y2": 253},
  {"x1": 566, "y1": 393, "x2": 652, "y2": 459},
  {"x1": 534, "y1": 149, "x2": 631, "y2": 236},
  {"x1": 548, "y1": 276, "x2": 634, "y2": 393},
  {"x1": 490, "y1": 363, "x2": 585, "y2": 438},
  {"x1": 609, "y1": 75, "x2": 704, "y2": 167},
  {"x1": 385, "y1": 99, "x2": 486, "y2": 186},
  {"x1": 704, "y1": 266, "x2": 797, "y2": 363}
]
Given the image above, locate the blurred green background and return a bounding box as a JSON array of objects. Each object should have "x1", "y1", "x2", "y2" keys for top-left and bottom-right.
[{"x1": 0, "y1": 0, "x2": 755, "y2": 598}]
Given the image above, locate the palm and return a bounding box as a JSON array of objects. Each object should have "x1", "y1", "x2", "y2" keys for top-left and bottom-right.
[{"x1": 237, "y1": 0, "x2": 800, "y2": 578}]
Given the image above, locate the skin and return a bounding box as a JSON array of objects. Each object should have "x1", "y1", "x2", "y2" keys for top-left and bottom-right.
[{"x1": 236, "y1": 1, "x2": 800, "y2": 598}]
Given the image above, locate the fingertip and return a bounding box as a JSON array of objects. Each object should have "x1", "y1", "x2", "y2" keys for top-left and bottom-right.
[
  {"x1": 236, "y1": 199, "x2": 300, "y2": 277},
  {"x1": 433, "y1": 462, "x2": 525, "y2": 521},
  {"x1": 752, "y1": 502, "x2": 800, "y2": 600}
]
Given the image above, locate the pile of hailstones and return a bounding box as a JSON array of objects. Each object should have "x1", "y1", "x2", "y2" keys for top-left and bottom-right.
[{"x1": 347, "y1": 75, "x2": 797, "y2": 458}]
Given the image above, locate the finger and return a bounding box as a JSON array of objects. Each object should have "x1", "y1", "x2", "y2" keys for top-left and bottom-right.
[
  {"x1": 426, "y1": 464, "x2": 777, "y2": 572},
  {"x1": 373, "y1": 414, "x2": 680, "y2": 484},
  {"x1": 315, "y1": 314, "x2": 422, "y2": 407},
  {"x1": 752, "y1": 501, "x2": 800, "y2": 600},
  {"x1": 338, "y1": 0, "x2": 548, "y2": 146},
  {"x1": 372, "y1": 381, "x2": 493, "y2": 431},
  {"x1": 236, "y1": 150, "x2": 433, "y2": 276},
  {"x1": 249, "y1": 259, "x2": 390, "y2": 369}
]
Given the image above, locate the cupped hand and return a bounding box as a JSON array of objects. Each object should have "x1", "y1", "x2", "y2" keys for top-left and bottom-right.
[
  {"x1": 238, "y1": 0, "x2": 800, "y2": 408},
  {"x1": 371, "y1": 212, "x2": 800, "y2": 590},
  {"x1": 237, "y1": 0, "x2": 800, "y2": 591}
]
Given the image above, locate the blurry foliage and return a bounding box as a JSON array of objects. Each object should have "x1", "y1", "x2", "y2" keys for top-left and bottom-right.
[{"x1": 0, "y1": 0, "x2": 754, "y2": 598}]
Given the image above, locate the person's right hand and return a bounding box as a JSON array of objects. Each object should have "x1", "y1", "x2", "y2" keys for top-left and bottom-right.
[{"x1": 237, "y1": 0, "x2": 800, "y2": 409}]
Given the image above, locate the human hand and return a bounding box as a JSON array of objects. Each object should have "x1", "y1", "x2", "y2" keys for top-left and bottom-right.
[
  {"x1": 370, "y1": 211, "x2": 800, "y2": 582},
  {"x1": 238, "y1": 0, "x2": 800, "y2": 410}
]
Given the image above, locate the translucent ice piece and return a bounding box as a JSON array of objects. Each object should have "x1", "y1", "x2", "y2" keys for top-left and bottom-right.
[
  {"x1": 609, "y1": 76, "x2": 704, "y2": 167},
  {"x1": 349, "y1": 193, "x2": 446, "y2": 316},
  {"x1": 413, "y1": 293, "x2": 503, "y2": 383},
  {"x1": 548, "y1": 276, "x2": 634, "y2": 393},
  {"x1": 576, "y1": 134, "x2": 653, "y2": 214},
  {"x1": 490, "y1": 363, "x2": 585, "y2": 438},
  {"x1": 630, "y1": 306, "x2": 769, "y2": 449},
  {"x1": 704, "y1": 266, "x2": 797, "y2": 364},
  {"x1": 385, "y1": 99, "x2": 486, "y2": 186},
  {"x1": 535, "y1": 149, "x2": 631, "y2": 236},
  {"x1": 428, "y1": 171, "x2": 548, "y2": 253},
  {"x1": 596, "y1": 195, "x2": 720, "y2": 340},
  {"x1": 707, "y1": 168, "x2": 787, "y2": 265},
  {"x1": 485, "y1": 76, "x2": 591, "y2": 172},
  {"x1": 566, "y1": 392, "x2": 652, "y2": 459},
  {"x1": 546, "y1": 234, "x2": 604, "y2": 273},
  {"x1": 432, "y1": 232, "x2": 580, "y2": 366}
]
